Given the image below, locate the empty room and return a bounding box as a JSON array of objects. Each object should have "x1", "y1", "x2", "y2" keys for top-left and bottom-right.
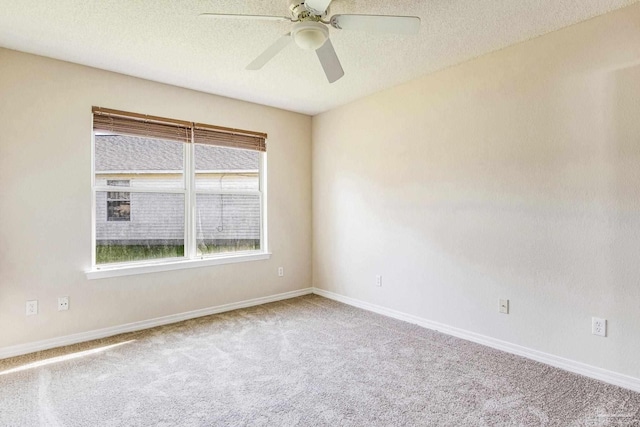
[{"x1": 1, "y1": 0, "x2": 640, "y2": 425}]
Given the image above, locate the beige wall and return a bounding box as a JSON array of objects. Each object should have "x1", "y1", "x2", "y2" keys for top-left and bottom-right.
[
  {"x1": 312, "y1": 4, "x2": 640, "y2": 378},
  {"x1": 0, "y1": 48, "x2": 312, "y2": 348}
]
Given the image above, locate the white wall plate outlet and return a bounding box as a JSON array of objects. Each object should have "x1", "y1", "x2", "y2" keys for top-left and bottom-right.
[
  {"x1": 592, "y1": 317, "x2": 607, "y2": 337},
  {"x1": 278, "y1": 267, "x2": 284, "y2": 277},
  {"x1": 26, "y1": 300, "x2": 38, "y2": 316},
  {"x1": 375, "y1": 275, "x2": 382, "y2": 287},
  {"x1": 58, "y1": 296, "x2": 69, "y2": 311}
]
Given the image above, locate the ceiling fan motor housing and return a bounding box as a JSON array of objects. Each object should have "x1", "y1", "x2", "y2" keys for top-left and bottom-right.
[{"x1": 289, "y1": 1, "x2": 328, "y2": 20}]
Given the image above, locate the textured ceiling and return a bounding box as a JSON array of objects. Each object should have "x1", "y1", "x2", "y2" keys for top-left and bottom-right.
[{"x1": 0, "y1": 0, "x2": 637, "y2": 115}]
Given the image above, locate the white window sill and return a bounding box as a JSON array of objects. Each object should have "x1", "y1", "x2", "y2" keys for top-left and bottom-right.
[{"x1": 85, "y1": 252, "x2": 271, "y2": 280}]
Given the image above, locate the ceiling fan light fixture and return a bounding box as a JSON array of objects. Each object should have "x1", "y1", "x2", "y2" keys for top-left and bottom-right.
[{"x1": 292, "y1": 21, "x2": 329, "y2": 50}]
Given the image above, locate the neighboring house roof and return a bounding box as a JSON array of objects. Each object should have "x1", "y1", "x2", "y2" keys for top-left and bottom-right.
[{"x1": 95, "y1": 135, "x2": 259, "y2": 172}]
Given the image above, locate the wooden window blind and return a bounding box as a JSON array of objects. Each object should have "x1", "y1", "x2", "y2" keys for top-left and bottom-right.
[
  {"x1": 92, "y1": 107, "x2": 267, "y2": 152},
  {"x1": 193, "y1": 124, "x2": 266, "y2": 152},
  {"x1": 92, "y1": 107, "x2": 191, "y2": 144}
]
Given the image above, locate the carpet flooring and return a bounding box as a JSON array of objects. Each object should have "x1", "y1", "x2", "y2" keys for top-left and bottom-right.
[{"x1": 0, "y1": 295, "x2": 639, "y2": 426}]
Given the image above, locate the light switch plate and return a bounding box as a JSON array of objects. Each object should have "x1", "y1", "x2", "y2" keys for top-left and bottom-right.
[{"x1": 499, "y1": 299, "x2": 509, "y2": 314}]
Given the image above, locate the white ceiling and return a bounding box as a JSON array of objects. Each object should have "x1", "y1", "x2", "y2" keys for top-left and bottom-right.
[{"x1": 0, "y1": 0, "x2": 636, "y2": 115}]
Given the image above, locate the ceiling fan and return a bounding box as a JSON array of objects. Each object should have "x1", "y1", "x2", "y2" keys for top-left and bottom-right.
[{"x1": 200, "y1": 0, "x2": 420, "y2": 83}]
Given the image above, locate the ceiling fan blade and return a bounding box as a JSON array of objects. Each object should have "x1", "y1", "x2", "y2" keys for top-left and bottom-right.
[
  {"x1": 199, "y1": 13, "x2": 291, "y2": 22},
  {"x1": 316, "y1": 39, "x2": 344, "y2": 83},
  {"x1": 246, "y1": 33, "x2": 292, "y2": 70},
  {"x1": 304, "y1": 0, "x2": 333, "y2": 15},
  {"x1": 330, "y1": 15, "x2": 421, "y2": 34}
]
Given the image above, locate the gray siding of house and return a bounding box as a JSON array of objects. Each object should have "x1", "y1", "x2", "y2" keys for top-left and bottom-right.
[
  {"x1": 96, "y1": 189, "x2": 261, "y2": 244},
  {"x1": 195, "y1": 194, "x2": 261, "y2": 243},
  {"x1": 96, "y1": 192, "x2": 185, "y2": 244}
]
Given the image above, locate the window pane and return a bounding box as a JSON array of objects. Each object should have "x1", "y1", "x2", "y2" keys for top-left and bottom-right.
[
  {"x1": 95, "y1": 135, "x2": 184, "y2": 189},
  {"x1": 96, "y1": 192, "x2": 185, "y2": 264},
  {"x1": 195, "y1": 144, "x2": 259, "y2": 191},
  {"x1": 195, "y1": 194, "x2": 260, "y2": 255},
  {"x1": 107, "y1": 200, "x2": 130, "y2": 221},
  {"x1": 106, "y1": 180, "x2": 131, "y2": 221}
]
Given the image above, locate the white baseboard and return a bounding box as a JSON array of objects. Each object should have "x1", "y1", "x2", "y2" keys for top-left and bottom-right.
[
  {"x1": 312, "y1": 287, "x2": 640, "y2": 393},
  {"x1": 4, "y1": 286, "x2": 638, "y2": 394},
  {"x1": 0, "y1": 288, "x2": 313, "y2": 360}
]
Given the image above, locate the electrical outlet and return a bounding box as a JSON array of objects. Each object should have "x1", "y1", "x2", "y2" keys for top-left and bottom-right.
[
  {"x1": 58, "y1": 296, "x2": 69, "y2": 311},
  {"x1": 376, "y1": 275, "x2": 382, "y2": 287},
  {"x1": 499, "y1": 299, "x2": 509, "y2": 314},
  {"x1": 592, "y1": 317, "x2": 607, "y2": 337},
  {"x1": 26, "y1": 300, "x2": 38, "y2": 316},
  {"x1": 278, "y1": 267, "x2": 284, "y2": 277}
]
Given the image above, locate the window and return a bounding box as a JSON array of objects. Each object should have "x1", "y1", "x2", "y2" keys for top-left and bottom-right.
[
  {"x1": 106, "y1": 180, "x2": 130, "y2": 221},
  {"x1": 92, "y1": 107, "x2": 267, "y2": 270}
]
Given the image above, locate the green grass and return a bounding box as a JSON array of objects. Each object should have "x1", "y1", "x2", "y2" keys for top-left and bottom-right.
[
  {"x1": 96, "y1": 242, "x2": 260, "y2": 264},
  {"x1": 197, "y1": 242, "x2": 259, "y2": 255},
  {"x1": 96, "y1": 245, "x2": 185, "y2": 264}
]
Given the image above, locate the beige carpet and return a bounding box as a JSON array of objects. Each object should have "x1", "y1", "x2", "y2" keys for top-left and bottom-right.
[{"x1": 1, "y1": 295, "x2": 638, "y2": 426}]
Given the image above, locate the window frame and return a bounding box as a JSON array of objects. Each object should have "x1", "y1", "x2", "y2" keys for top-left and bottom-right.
[{"x1": 87, "y1": 110, "x2": 270, "y2": 280}]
